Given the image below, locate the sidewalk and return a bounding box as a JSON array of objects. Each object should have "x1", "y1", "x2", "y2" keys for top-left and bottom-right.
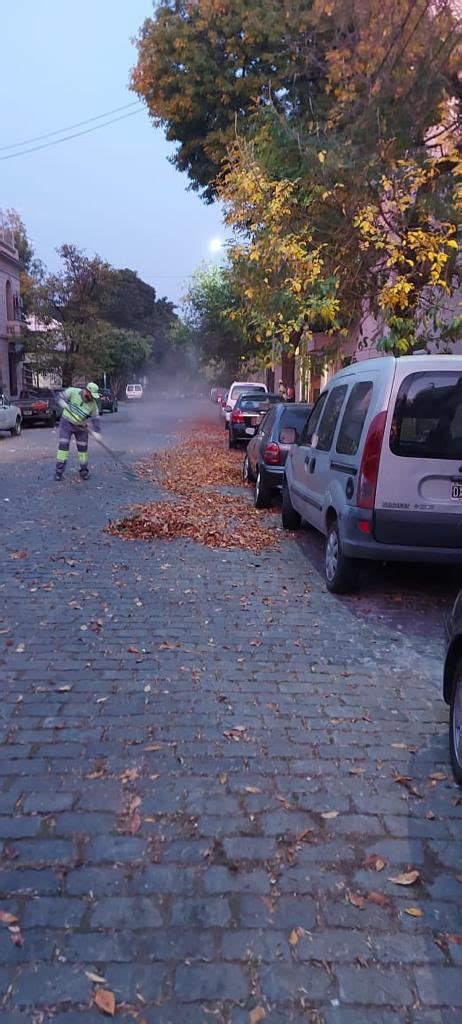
[{"x1": 0, "y1": 410, "x2": 461, "y2": 1024}]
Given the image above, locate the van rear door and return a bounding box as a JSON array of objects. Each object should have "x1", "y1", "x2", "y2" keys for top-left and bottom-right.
[{"x1": 375, "y1": 366, "x2": 462, "y2": 548}]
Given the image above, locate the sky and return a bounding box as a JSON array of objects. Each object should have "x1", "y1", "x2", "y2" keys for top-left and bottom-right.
[{"x1": 0, "y1": 0, "x2": 226, "y2": 307}]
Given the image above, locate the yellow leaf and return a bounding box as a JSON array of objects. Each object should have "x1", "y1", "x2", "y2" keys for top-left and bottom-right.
[
  {"x1": 405, "y1": 907, "x2": 423, "y2": 918},
  {"x1": 388, "y1": 870, "x2": 420, "y2": 886},
  {"x1": 289, "y1": 928, "x2": 300, "y2": 945},
  {"x1": 86, "y1": 971, "x2": 107, "y2": 984},
  {"x1": 429, "y1": 772, "x2": 447, "y2": 782},
  {"x1": 321, "y1": 810, "x2": 339, "y2": 819},
  {"x1": 94, "y1": 989, "x2": 116, "y2": 1016},
  {"x1": 318, "y1": 151, "x2": 326, "y2": 164},
  {"x1": 244, "y1": 786, "x2": 261, "y2": 794},
  {"x1": 219, "y1": 773, "x2": 228, "y2": 785},
  {"x1": 249, "y1": 1008, "x2": 266, "y2": 1024}
]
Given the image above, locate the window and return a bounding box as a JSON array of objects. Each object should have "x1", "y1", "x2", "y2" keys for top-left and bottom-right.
[
  {"x1": 316, "y1": 385, "x2": 348, "y2": 451},
  {"x1": 299, "y1": 393, "x2": 328, "y2": 446},
  {"x1": 336, "y1": 381, "x2": 373, "y2": 455},
  {"x1": 390, "y1": 371, "x2": 462, "y2": 460},
  {"x1": 278, "y1": 406, "x2": 313, "y2": 443},
  {"x1": 230, "y1": 384, "x2": 266, "y2": 400},
  {"x1": 260, "y1": 407, "x2": 277, "y2": 436},
  {"x1": 5, "y1": 281, "x2": 14, "y2": 321}
]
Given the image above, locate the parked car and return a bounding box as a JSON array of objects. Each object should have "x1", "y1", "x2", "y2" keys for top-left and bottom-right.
[
  {"x1": 228, "y1": 393, "x2": 281, "y2": 449},
  {"x1": 444, "y1": 591, "x2": 462, "y2": 784},
  {"x1": 282, "y1": 354, "x2": 462, "y2": 594},
  {"x1": 126, "y1": 383, "x2": 143, "y2": 400},
  {"x1": 0, "y1": 395, "x2": 22, "y2": 436},
  {"x1": 244, "y1": 402, "x2": 313, "y2": 507},
  {"x1": 100, "y1": 388, "x2": 118, "y2": 413},
  {"x1": 223, "y1": 381, "x2": 268, "y2": 428},
  {"x1": 16, "y1": 388, "x2": 62, "y2": 427}
]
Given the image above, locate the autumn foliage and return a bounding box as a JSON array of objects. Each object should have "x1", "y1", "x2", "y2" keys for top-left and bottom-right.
[
  {"x1": 133, "y1": 0, "x2": 461, "y2": 358},
  {"x1": 108, "y1": 420, "x2": 281, "y2": 552}
]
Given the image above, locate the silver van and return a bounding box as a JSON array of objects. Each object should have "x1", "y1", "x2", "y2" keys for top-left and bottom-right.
[{"x1": 283, "y1": 355, "x2": 462, "y2": 593}]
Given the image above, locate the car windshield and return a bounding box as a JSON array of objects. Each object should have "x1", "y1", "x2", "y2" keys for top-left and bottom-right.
[
  {"x1": 231, "y1": 385, "x2": 266, "y2": 399},
  {"x1": 391, "y1": 371, "x2": 462, "y2": 460}
]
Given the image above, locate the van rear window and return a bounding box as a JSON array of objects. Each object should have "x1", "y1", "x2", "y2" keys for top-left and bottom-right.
[{"x1": 390, "y1": 371, "x2": 462, "y2": 460}]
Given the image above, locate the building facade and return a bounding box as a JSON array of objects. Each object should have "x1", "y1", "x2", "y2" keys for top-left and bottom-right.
[{"x1": 0, "y1": 223, "x2": 21, "y2": 398}]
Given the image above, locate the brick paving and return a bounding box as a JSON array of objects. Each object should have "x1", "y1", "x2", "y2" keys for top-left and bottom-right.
[{"x1": 0, "y1": 401, "x2": 461, "y2": 1024}]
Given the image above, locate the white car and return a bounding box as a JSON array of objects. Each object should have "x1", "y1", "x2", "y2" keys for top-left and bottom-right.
[
  {"x1": 126, "y1": 384, "x2": 143, "y2": 400},
  {"x1": 223, "y1": 381, "x2": 268, "y2": 427},
  {"x1": 0, "y1": 395, "x2": 22, "y2": 436},
  {"x1": 283, "y1": 354, "x2": 462, "y2": 593}
]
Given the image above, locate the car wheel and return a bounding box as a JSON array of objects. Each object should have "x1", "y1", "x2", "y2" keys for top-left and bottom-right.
[
  {"x1": 228, "y1": 430, "x2": 237, "y2": 450},
  {"x1": 449, "y1": 661, "x2": 462, "y2": 785},
  {"x1": 10, "y1": 418, "x2": 21, "y2": 437},
  {"x1": 243, "y1": 454, "x2": 255, "y2": 484},
  {"x1": 325, "y1": 519, "x2": 359, "y2": 594},
  {"x1": 254, "y1": 467, "x2": 272, "y2": 508},
  {"x1": 281, "y1": 479, "x2": 301, "y2": 530}
]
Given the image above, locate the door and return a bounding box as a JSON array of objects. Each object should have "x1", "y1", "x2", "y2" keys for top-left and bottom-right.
[
  {"x1": 375, "y1": 368, "x2": 462, "y2": 547},
  {"x1": 289, "y1": 391, "x2": 329, "y2": 526},
  {"x1": 253, "y1": 407, "x2": 277, "y2": 474},
  {"x1": 303, "y1": 384, "x2": 349, "y2": 530}
]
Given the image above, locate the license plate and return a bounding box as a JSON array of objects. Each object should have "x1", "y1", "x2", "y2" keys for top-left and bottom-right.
[
  {"x1": 245, "y1": 427, "x2": 256, "y2": 436},
  {"x1": 451, "y1": 483, "x2": 462, "y2": 500}
]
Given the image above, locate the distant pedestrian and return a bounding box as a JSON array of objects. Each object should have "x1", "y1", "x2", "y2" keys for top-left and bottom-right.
[
  {"x1": 286, "y1": 386, "x2": 295, "y2": 402},
  {"x1": 54, "y1": 383, "x2": 101, "y2": 482},
  {"x1": 278, "y1": 380, "x2": 288, "y2": 401}
]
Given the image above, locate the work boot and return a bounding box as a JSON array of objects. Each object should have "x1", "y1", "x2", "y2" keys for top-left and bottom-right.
[
  {"x1": 54, "y1": 470, "x2": 64, "y2": 482},
  {"x1": 79, "y1": 466, "x2": 90, "y2": 480}
]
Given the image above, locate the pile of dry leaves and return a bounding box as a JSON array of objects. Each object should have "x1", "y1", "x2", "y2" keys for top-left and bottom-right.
[{"x1": 107, "y1": 421, "x2": 282, "y2": 552}]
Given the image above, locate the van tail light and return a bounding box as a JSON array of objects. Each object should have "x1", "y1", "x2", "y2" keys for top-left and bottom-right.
[
  {"x1": 357, "y1": 411, "x2": 387, "y2": 509},
  {"x1": 231, "y1": 410, "x2": 244, "y2": 424},
  {"x1": 263, "y1": 442, "x2": 281, "y2": 465}
]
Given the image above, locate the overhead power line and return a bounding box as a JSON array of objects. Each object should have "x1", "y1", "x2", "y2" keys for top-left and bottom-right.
[
  {"x1": 0, "y1": 101, "x2": 140, "y2": 153},
  {"x1": 0, "y1": 110, "x2": 142, "y2": 161}
]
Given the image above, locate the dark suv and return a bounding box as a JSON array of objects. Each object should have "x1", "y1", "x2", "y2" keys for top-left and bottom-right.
[
  {"x1": 244, "y1": 402, "x2": 312, "y2": 507},
  {"x1": 100, "y1": 388, "x2": 118, "y2": 413}
]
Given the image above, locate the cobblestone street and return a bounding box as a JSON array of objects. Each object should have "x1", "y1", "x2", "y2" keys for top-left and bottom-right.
[{"x1": 1, "y1": 400, "x2": 461, "y2": 1024}]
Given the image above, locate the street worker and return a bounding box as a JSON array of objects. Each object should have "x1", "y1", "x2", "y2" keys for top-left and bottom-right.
[{"x1": 54, "y1": 383, "x2": 101, "y2": 482}]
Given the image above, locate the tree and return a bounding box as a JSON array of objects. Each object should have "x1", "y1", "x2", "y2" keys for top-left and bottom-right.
[
  {"x1": 24, "y1": 246, "x2": 153, "y2": 388},
  {"x1": 180, "y1": 263, "x2": 254, "y2": 380},
  {"x1": 3, "y1": 209, "x2": 45, "y2": 313}
]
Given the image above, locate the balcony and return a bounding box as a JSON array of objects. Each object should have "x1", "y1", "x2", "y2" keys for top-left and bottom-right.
[{"x1": 6, "y1": 320, "x2": 21, "y2": 337}]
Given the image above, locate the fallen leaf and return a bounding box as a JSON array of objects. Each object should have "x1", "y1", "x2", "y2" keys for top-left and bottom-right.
[
  {"x1": 57, "y1": 685, "x2": 72, "y2": 693},
  {"x1": 249, "y1": 1009, "x2": 266, "y2": 1024},
  {"x1": 219, "y1": 773, "x2": 228, "y2": 785},
  {"x1": 392, "y1": 742, "x2": 408, "y2": 749},
  {"x1": 289, "y1": 928, "x2": 301, "y2": 945},
  {"x1": 364, "y1": 854, "x2": 386, "y2": 872},
  {"x1": 346, "y1": 889, "x2": 365, "y2": 909},
  {"x1": 426, "y1": 810, "x2": 436, "y2": 821},
  {"x1": 8, "y1": 926, "x2": 23, "y2": 947},
  {"x1": 405, "y1": 907, "x2": 423, "y2": 917},
  {"x1": 86, "y1": 971, "x2": 107, "y2": 984},
  {"x1": 429, "y1": 772, "x2": 447, "y2": 782},
  {"x1": 127, "y1": 646, "x2": 140, "y2": 654},
  {"x1": 447, "y1": 934, "x2": 462, "y2": 946},
  {"x1": 127, "y1": 811, "x2": 142, "y2": 836},
  {"x1": 159, "y1": 641, "x2": 178, "y2": 650},
  {"x1": 368, "y1": 891, "x2": 390, "y2": 907},
  {"x1": 144, "y1": 744, "x2": 165, "y2": 752},
  {"x1": 15, "y1": 643, "x2": 26, "y2": 654},
  {"x1": 349, "y1": 767, "x2": 366, "y2": 775},
  {"x1": 94, "y1": 989, "x2": 116, "y2": 1017},
  {"x1": 388, "y1": 870, "x2": 420, "y2": 886},
  {"x1": 0, "y1": 911, "x2": 17, "y2": 925},
  {"x1": 244, "y1": 786, "x2": 261, "y2": 794},
  {"x1": 321, "y1": 811, "x2": 339, "y2": 820}
]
